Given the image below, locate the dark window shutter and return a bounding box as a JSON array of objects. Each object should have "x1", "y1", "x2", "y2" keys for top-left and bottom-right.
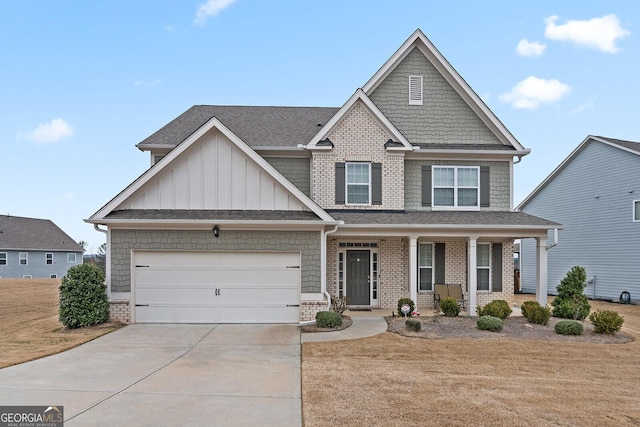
[
  {"x1": 335, "y1": 163, "x2": 345, "y2": 205},
  {"x1": 422, "y1": 165, "x2": 432, "y2": 206},
  {"x1": 492, "y1": 243, "x2": 503, "y2": 292},
  {"x1": 434, "y1": 243, "x2": 445, "y2": 284},
  {"x1": 371, "y1": 163, "x2": 382, "y2": 205},
  {"x1": 480, "y1": 166, "x2": 490, "y2": 207}
]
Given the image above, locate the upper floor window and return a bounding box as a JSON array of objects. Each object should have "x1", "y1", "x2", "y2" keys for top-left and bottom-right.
[
  {"x1": 67, "y1": 253, "x2": 77, "y2": 263},
  {"x1": 19, "y1": 253, "x2": 28, "y2": 266},
  {"x1": 0, "y1": 253, "x2": 6, "y2": 266},
  {"x1": 634, "y1": 200, "x2": 640, "y2": 222},
  {"x1": 409, "y1": 75, "x2": 423, "y2": 105},
  {"x1": 46, "y1": 253, "x2": 53, "y2": 265},
  {"x1": 346, "y1": 163, "x2": 371, "y2": 204},
  {"x1": 433, "y1": 166, "x2": 479, "y2": 209}
]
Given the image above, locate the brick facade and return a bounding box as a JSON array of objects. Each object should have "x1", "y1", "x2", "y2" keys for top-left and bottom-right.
[
  {"x1": 300, "y1": 300, "x2": 328, "y2": 323},
  {"x1": 109, "y1": 300, "x2": 131, "y2": 323}
]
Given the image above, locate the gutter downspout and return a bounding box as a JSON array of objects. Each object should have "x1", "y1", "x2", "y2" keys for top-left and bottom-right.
[
  {"x1": 546, "y1": 228, "x2": 559, "y2": 250},
  {"x1": 322, "y1": 223, "x2": 342, "y2": 311},
  {"x1": 93, "y1": 224, "x2": 109, "y2": 298}
]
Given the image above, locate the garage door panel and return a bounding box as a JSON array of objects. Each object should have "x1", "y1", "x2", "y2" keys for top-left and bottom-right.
[{"x1": 133, "y1": 251, "x2": 300, "y2": 324}]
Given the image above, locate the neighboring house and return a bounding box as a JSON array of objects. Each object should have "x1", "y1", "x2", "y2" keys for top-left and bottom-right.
[
  {"x1": 518, "y1": 135, "x2": 640, "y2": 302},
  {"x1": 86, "y1": 29, "x2": 559, "y2": 324},
  {"x1": 0, "y1": 215, "x2": 83, "y2": 278}
]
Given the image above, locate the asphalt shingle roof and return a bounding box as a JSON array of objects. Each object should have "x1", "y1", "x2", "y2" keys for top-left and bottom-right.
[
  {"x1": 0, "y1": 215, "x2": 83, "y2": 251},
  {"x1": 328, "y1": 210, "x2": 560, "y2": 228},
  {"x1": 106, "y1": 210, "x2": 322, "y2": 221},
  {"x1": 596, "y1": 136, "x2": 640, "y2": 154},
  {"x1": 136, "y1": 105, "x2": 340, "y2": 149}
]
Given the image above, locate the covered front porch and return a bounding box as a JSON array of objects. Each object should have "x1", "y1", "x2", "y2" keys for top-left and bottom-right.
[{"x1": 325, "y1": 210, "x2": 560, "y2": 316}]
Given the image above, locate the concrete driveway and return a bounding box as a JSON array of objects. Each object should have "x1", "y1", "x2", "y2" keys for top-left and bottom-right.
[{"x1": 0, "y1": 324, "x2": 301, "y2": 426}]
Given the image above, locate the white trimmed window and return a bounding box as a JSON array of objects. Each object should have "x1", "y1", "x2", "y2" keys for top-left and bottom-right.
[
  {"x1": 477, "y1": 243, "x2": 491, "y2": 291},
  {"x1": 418, "y1": 243, "x2": 434, "y2": 291},
  {"x1": 67, "y1": 253, "x2": 76, "y2": 263},
  {"x1": 433, "y1": 166, "x2": 480, "y2": 209},
  {"x1": 46, "y1": 253, "x2": 53, "y2": 265},
  {"x1": 0, "y1": 253, "x2": 6, "y2": 265},
  {"x1": 634, "y1": 200, "x2": 640, "y2": 222},
  {"x1": 19, "y1": 253, "x2": 28, "y2": 266},
  {"x1": 346, "y1": 162, "x2": 371, "y2": 205},
  {"x1": 50, "y1": 274, "x2": 57, "y2": 279},
  {"x1": 409, "y1": 75, "x2": 423, "y2": 105}
]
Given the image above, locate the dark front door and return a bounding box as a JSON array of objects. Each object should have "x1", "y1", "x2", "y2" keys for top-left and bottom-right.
[{"x1": 346, "y1": 250, "x2": 370, "y2": 306}]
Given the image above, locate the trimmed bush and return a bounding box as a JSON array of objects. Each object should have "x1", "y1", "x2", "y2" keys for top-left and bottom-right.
[
  {"x1": 554, "y1": 320, "x2": 584, "y2": 336},
  {"x1": 440, "y1": 297, "x2": 460, "y2": 317},
  {"x1": 528, "y1": 305, "x2": 552, "y2": 325},
  {"x1": 315, "y1": 311, "x2": 342, "y2": 328},
  {"x1": 477, "y1": 316, "x2": 503, "y2": 332},
  {"x1": 59, "y1": 263, "x2": 109, "y2": 329},
  {"x1": 589, "y1": 309, "x2": 624, "y2": 334},
  {"x1": 551, "y1": 266, "x2": 591, "y2": 320},
  {"x1": 521, "y1": 300, "x2": 540, "y2": 319},
  {"x1": 397, "y1": 298, "x2": 415, "y2": 317},
  {"x1": 477, "y1": 300, "x2": 512, "y2": 320},
  {"x1": 405, "y1": 319, "x2": 422, "y2": 332}
]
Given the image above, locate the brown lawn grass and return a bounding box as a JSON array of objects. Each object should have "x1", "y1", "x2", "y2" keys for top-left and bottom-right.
[
  {"x1": 302, "y1": 298, "x2": 640, "y2": 427},
  {"x1": 0, "y1": 278, "x2": 122, "y2": 368}
]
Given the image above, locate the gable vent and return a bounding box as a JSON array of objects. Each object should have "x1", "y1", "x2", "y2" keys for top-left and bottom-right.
[{"x1": 409, "y1": 75, "x2": 423, "y2": 105}]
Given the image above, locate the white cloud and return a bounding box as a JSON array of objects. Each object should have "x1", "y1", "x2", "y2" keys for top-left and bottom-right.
[
  {"x1": 165, "y1": 25, "x2": 176, "y2": 32},
  {"x1": 544, "y1": 14, "x2": 630, "y2": 53},
  {"x1": 194, "y1": 0, "x2": 237, "y2": 26},
  {"x1": 57, "y1": 192, "x2": 75, "y2": 202},
  {"x1": 567, "y1": 100, "x2": 596, "y2": 116},
  {"x1": 25, "y1": 118, "x2": 74, "y2": 144},
  {"x1": 500, "y1": 76, "x2": 571, "y2": 109},
  {"x1": 516, "y1": 39, "x2": 546, "y2": 57}
]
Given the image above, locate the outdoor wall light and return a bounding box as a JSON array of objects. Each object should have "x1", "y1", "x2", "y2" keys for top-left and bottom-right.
[{"x1": 213, "y1": 225, "x2": 219, "y2": 238}]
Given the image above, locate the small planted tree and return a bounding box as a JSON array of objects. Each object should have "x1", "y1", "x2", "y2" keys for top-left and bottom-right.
[
  {"x1": 59, "y1": 263, "x2": 109, "y2": 329},
  {"x1": 551, "y1": 266, "x2": 591, "y2": 320}
]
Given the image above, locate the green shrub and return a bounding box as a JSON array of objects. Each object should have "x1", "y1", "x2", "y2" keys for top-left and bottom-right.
[
  {"x1": 315, "y1": 311, "x2": 342, "y2": 328},
  {"x1": 397, "y1": 297, "x2": 415, "y2": 317},
  {"x1": 440, "y1": 297, "x2": 460, "y2": 317},
  {"x1": 528, "y1": 305, "x2": 552, "y2": 325},
  {"x1": 551, "y1": 266, "x2": 591, "y2": 320},
  {"x1": 59, "y1": 263, "x2": 109, "y2": 329},
  {"x1": 521, "y1": 300, "x2": 540, "y2": 319},
  {"x1": 589, "y1": 310, "x2": 624, "y2": 334},
  {"x1": 405, "y1": 319, "x2": 421, "y2": 332},
  {"x1": 477, "y1": 316, "x2": 503, "y2": 332},
  {"x1": 477, "y1": 300, "x2": 512, "y2": 320},
  {"x1": 554, "y1": 320, "x2": 584, "y2": 336}
]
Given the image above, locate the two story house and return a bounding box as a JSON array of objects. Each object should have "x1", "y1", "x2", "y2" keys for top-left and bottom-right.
[{"x1": 86, "y1": 29, "x2": 559, "y2": 324}]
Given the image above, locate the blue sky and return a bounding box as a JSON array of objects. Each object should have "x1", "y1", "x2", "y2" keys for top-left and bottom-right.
[{"x1": 1, "y1": 1, "x2": 638, "y2": 252}]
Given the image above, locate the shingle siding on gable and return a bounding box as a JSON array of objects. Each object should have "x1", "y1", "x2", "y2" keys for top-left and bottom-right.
[
  {"x1": 312, "y1": 101, "x2": 405, "y2": 210},
  {"x1": 404, "y1": 160, "x2": 510, "y2": 211},
  {"x1": 264, "y1": 157, "x2": 311, "y2": 197},
  {"x1": 369, "y1": 47, "x2": 500, "y2": 146},
  {"x1": 520, "y1": 141, "x2": 640, "y2": 300}
]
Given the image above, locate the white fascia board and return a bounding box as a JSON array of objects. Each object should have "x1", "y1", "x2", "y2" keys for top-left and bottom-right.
[
  {"x1": 88, "y1": 117, "x2": 335, "y2": 223},
  {"x1": 362, "y1": 29, "x2": 526, "y2": 152},
  {"x1": 333, "y1": 225, "x2": 554, "y2": 238},
  {"x1": 407, "y1": 149, "x2": 530, "y2": 160},
  {"x1": 91, "y1": 220, "x2": 339, "y2": 231},
  {"x1": 136, "y1": 144, "x2": 174, "y2": 152},
  {"x1": 591, "y1": 136, "x2": 640, "y2": 157},
  {"x1": 306, "y1": 89, "x2": 412, "y2": 151}
]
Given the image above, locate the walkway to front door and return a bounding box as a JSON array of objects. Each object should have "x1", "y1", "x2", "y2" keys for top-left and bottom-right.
[{"x1": 346, "y1": 250, "x2": 369, "y2": 305}]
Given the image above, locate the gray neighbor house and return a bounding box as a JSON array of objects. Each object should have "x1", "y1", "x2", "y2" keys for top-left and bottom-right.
[
  {"x1": 518, "y1": 135, "x2": 640, "y2": 302},
  {"x1": 0, "y1": 214, "x2": 83, "y2": 279}
]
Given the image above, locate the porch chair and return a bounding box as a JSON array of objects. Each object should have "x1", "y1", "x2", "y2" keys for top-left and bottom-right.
[
  {"x1": 447, "y1": 283, "x2": 467, "y2": 310},
  {"x1": 433, "y1": 284, "x2": 449, "y2": 309}
]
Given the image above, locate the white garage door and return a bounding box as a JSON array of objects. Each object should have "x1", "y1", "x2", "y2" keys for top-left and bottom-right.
[{"x1": 133, "y1": 251, "x2": 300, "y2": 323}]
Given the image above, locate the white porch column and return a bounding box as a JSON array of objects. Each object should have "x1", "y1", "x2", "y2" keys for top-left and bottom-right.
[
  {"x1": 536, "y1": 236, "x2": 548, "y2": 306},
  {"x1": 468, "y1": 236, "x2": 478, "y2": 316},
  {"x1": 409, "y1": 236, "x2": 418, "y2": 307}
]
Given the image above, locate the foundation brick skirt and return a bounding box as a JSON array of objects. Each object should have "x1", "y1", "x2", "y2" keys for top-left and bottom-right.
[{"x1": 109, "y1": 300, "x2": 131, "y2": 324}]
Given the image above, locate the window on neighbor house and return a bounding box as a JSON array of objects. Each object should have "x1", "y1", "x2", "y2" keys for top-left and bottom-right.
[
  {"x1": 19, "y1": 253, "x2": 28, "y2": 266},
  {"x1": 477, "y1": 243, "x2": 491, "y2": 291},
  {"x1": 0, "y1": 253, "x2": 7, "y2": 265},
  {"x1": 634, "y1": 200, "x2": 640, "y2": 222},
  {"x1": 67, "y1": 253, "x2": 76, "y2": 263},
  {"x1": 346, "y1": 162, "x2": 371, "y2": 204},
  {"x1": 418, "y1": 243, "x2": 434, "y2": 291},
  {"x1": 46, "y1": 253, "x2": 53, "y2": 265},
  {"x1": 50, "y1": 274, "x2": 57, "y2": 279},
  {"x1": 433, "y1": 166, "x2": 480, "y2": 208}
]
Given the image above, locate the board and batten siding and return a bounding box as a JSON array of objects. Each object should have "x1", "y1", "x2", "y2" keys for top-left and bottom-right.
[
  {"x1": 520, "y1": 140, "x2": 640, "y2": 300},
  {"x1": 118, "y1": 129, "x2": 309, "y2": 212}
]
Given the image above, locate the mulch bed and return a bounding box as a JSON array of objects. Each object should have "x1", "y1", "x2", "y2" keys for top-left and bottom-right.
[
  {"x1": 300, "y1": 315, "x2": 352, "y2": 333},
  {"x1": 386, "y1": 315, "x2": 634, "y2": 343}
]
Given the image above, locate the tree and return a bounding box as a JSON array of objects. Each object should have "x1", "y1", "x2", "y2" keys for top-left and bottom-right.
[
  {"x1": 78, "y1": 240, "x2": 89, "y2": 254},
  {"x1": 551, "y1": 266, "x2": 591, "y2": 320},
  {"x1": 96, "y1": 243, "x2": 107, "y2": 276}
]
